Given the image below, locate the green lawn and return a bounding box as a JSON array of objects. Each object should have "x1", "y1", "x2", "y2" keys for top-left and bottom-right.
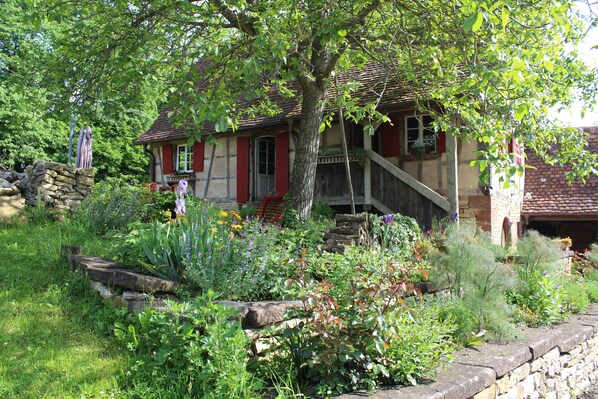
[{"x1": 0, "y1": 221, "x2": 127, "y2": 399}]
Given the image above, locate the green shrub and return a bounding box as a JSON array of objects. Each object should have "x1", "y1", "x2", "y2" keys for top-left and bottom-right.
[
  {"x1": 75, "y1": 182, "x2": 149, "y2": 235},
  {"x1": 516, "y1": 230, "x2": 563, "y2": 276},
  {"x1": 562, "y1": 280, "x2": 590, "y2": 313},
  {"x1": 508, "y1": 230, "x2": 571, "y2": 327},
  {"x1": 586, "y1": 280, "x2": 598, "y2": 303},
  {"x1": 587, "y1": 243, "x2": 598, "y2": 265},
  {"x1": 311, "y1": 200, "x2": 335, "y2": 221},
  {"x1": 274, "y1": 252, "x2": 453, "y2": 396},
  {"x1": 508, "y1": 271, "x2": 566, "y2": 327},
  {"x1": 370, "y1": 213, "x2": 422, "y2": 257},
  {"x1": 430, "y1": 221, "x2": 515, "y2": 341},
  {"x1": 115, "y1": 293, "x2": 260, "y2": 399}
]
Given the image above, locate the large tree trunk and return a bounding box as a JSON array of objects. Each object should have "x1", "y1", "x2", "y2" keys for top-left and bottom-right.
[{"x1": 289, "y1": 82, "x2": 327, "y2": 219}]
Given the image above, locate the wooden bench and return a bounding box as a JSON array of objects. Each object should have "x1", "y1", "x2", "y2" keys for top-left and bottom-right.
[{"x1": 255, "y1": 195, "x2": 285, "y2": 225}]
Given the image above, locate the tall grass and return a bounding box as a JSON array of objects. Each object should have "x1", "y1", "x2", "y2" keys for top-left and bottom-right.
[{"x1": 0, "y1": 219, "x2": 127, "y2": 399}]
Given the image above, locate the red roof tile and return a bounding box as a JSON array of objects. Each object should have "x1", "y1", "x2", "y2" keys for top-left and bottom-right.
[
  {"x1": 522, "y1": 127, "x2": 598, "y2": 217},
  {"x1": 136, "y1": 63, "x2": 418, "y2": 144}
]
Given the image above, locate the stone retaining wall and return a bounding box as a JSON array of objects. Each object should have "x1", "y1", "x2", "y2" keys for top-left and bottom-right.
[
  {"x1": 20, "y1": 160, "x2": 94, "y2": 211},
  {"x1": 0, "y1": 161, "x2": 94, "y2": 218},
  {"x1": 340, "y1": 307, "x2": 598, "y2": 399}
]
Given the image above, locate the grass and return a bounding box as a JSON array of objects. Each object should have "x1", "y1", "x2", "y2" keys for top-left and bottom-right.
[{"x1": 0, "y1": 220, "x2": 127, "y2": 399}]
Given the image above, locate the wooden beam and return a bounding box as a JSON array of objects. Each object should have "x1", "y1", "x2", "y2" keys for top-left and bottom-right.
[
  {"x1": 446, "y1": 132, "x2": 459, "y2": 216},
  {"x1": 365, "y1": 150, "x2": 450, "y2": 212},
  {"x1": 370, "y1": 197, "x2": 394, "y2": 215},
  {"x1": 363, "y1": 129, "x2": 372, "y2": 207}
]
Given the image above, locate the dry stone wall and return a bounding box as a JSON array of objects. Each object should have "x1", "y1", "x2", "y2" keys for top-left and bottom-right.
[
  {"x1": 19, "y1": 160, "x2": 94, "y2": 212},
  {"x1": 0, "y1": 170, "x2": 26, "y2": 218},
  {"x1": 339, "y1": 307, "x2": 598, "y2": 399}
]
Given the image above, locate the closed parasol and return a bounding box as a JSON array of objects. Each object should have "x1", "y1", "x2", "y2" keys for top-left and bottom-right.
[{"x1": 75, "y1": 126, "x2": 93, "y2": 169}]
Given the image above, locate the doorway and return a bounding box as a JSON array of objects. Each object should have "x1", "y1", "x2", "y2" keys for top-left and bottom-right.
[{"x1": 255, "y1": 136, "x2": 276, "y2": 198}]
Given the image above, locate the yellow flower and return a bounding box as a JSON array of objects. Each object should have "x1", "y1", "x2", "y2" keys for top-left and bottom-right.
[
  {"x1": 231, "y1": 210, "x2": 242, "y2": 220},
  {"x1": 217, "y1": 220, "x2": 225, "y2": 225},
  {"x1": 231, "y1": 224, "x2": 243, "y2": 230},
  {"x1": 203, "y1": 198, "x2": 208, "y2": 202},
  {"x1": 229, "y1": 232, "x2": 235, "y2": 239},
  {"x1": 220, "y1": 211, "x2": 228, "y2": 218},
  {"x1": 211, "y1": 227, "x2": 217, "y2": 233}
]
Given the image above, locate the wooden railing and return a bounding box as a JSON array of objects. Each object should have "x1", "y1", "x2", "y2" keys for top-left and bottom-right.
[{"x1": 365, "y1": 150, "x2": 449, "y2": 229}]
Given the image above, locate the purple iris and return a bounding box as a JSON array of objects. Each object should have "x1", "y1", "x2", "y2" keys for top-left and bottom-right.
[
  {"x1": 176, "y1": 180, "x2": 188, "y2": 195},
  {"x1": 382, "y1": 214, "x2": 394, "y2": 224}
]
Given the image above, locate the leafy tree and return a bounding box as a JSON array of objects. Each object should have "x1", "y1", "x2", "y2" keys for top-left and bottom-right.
[
  {"x1": 41, "y1": 0, "x2": 598, "y2": 216},
  {"x1": 0, "y1": 0, "x2": 161, "y2": 181}
]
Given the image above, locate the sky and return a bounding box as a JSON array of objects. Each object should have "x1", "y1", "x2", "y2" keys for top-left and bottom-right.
[{"x1": 553, "y1": 5, "x2": 598, "y2": 127}]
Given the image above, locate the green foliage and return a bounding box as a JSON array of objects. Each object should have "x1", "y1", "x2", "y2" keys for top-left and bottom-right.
[
  {"x1": 562, "y1": 279, "x2": 590, "y2": 314},
  {"x1": 430, "y1": 221, "x2": 515, "y2": 341},
  {"x1": 310, "y1": 200, "x2": 335, "y2": 221},
  {"x1": 139, "y1": 220, "x2": 187, "y2": 282},
  {"x1": 509, "y1": 270, "x2": 567, "y2": 327},
  {"x1": 75, "y1": 182, "x2": 155, "y2": 235},
  {"x1": 586, "y1": 281, "x2": 598, "y2": 303},
  {"x1": 516, "y1": 230, "x2": 563, "y2": 276},
  {"x1": 587, "y1": 243, "x2": 598, "y2": 265},
  {"x1": 239, "y1": 202, "x2": 257, "y2": 220},
  {"x1": 370, "y1": 214, "x2": 422, "y2": 257},
  {"x1": 275, "y1": 251, "x2": 453, "y2": 395},
  {"x1": 0, "y1": 220, "x2": 127, "y2": 398},
  {"x1": 115, "y1": 292, "x2": 260, "y2": 399},
  {"x1": 507, "y1": 230, "x2": 574, "y2": 327}
]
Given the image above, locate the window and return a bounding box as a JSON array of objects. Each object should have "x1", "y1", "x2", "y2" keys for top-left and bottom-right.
[
  {"x1": 176, "y1": 144, "x2": 193, "y2": 173},
  {"x1": 405, "y1": 115, "x2": 436, "y2": 155}
]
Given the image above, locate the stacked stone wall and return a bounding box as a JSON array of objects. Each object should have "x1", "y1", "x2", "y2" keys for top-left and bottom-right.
[
  {"x1": 340, "y1": 308, "x2": 598, "y2": 399},
  {"x1": 19, "y1": 160, "x2": 94, "y2": 212}
]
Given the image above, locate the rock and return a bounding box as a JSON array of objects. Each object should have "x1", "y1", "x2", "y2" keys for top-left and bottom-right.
[
  {"x1": 84, "y1": 266, "x2": 179, "y2": 294},
  {"x1": 55, "y1": 175, "x2": 76, "y2": 184},
  {"x1": 76, "y1": 176, "x2": 94, "y2": 187},
  {"x1": 242, "y1": 300, "x2": 303, "y2": 328},
  {"x1": 90, "y1": 280, "x2": 118, "y2": 299},
  {"x1": 0, "y1": 185, "x2": 19, "y2": 196},
  {"x1": 123, "y1": 291, "x2": 151, "y2": 301}
]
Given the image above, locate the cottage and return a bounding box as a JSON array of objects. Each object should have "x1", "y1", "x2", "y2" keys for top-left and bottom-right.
[
  {"x1": 522, "y1": 126, "x2": 598, "y2": 251},
  {"x1": 136, "y1": 64, "x2": 523, "y2": 245}
]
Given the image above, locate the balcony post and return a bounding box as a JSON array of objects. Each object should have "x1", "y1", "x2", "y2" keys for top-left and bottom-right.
[
  {"x1": 363, "y1": 129, "x2": 372, "y2": 210},
  {"x1": 446, "y1": 132, "x2": 459, "y2": 218}
]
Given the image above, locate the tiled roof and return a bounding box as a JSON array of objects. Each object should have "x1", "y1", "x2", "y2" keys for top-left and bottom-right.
[
  {"x1": 136, "y1": 63, "x2": 418, "y2": 144},
  {"x1": 522, "y1": 127, "x2": 598, "y2": 217}
]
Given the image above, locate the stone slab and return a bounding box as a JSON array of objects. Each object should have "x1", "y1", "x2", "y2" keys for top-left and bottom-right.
[
  {"x1": 582, "y1": 303, "x2": 598, "y2": 316},
  {"x1": 454, "y1": 343, "x2": 532, "y2": 377},
  {"x1": 429, "y1": 363, "x2": 495, "y2": 399},
  {"x1": 555, "y1": 322, "x2": 594, "y2": 353},
  {"x1": 566, "y1": 313, "x2": 598, "y2": 333},
  {"x1": 243, "y1": 300, "x2": 303, "y2": 328},
  {"x1": 514, "y1": 327, "x2": 562, "y2": 359},
  {"x1": 84, "y1": 266, "x2": 179, "y2": 294}
]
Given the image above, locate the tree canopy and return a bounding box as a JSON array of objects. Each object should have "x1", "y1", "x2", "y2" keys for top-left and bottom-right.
[
  {"x1": 24, "y1": 0, "x2": 598, "y2": 215},
  {"x1": 0, "y1": 0, "x2": 163, "y2": 182}
]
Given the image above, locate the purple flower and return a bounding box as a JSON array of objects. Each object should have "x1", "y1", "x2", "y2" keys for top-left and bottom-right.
[
  {"x1": 176, "y1": 180, "x2": 188, "y2": 195},
  {"x1": 382, "y1": 214, "x2": 394, "y2": 224},
  {"x1": 449, "y1": 212, "x2": 459, "y2": 222},
  {"x1": 507, "y1": 218, "x2": 514, "y2": 226}
]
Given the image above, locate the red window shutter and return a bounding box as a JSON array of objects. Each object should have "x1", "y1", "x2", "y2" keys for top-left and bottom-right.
[
  {"x1": 237, "y1": 136, "x2": 250, "y2": 203},
  {"x1": 192, "y1": 141, "x2": 205, "y2": 172},
  {"x1": 436, "y1": 131, "x2": 446, "y2": 154},
  {"x1": 162, "y1": 145, "x2": 173, "y2": 175},
  {"x1": 381, "y1": 114, "x2": 401, "y2": 157},
  {"x1": 275, "y1": 132, "x2": 289, "y2": 196}
]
